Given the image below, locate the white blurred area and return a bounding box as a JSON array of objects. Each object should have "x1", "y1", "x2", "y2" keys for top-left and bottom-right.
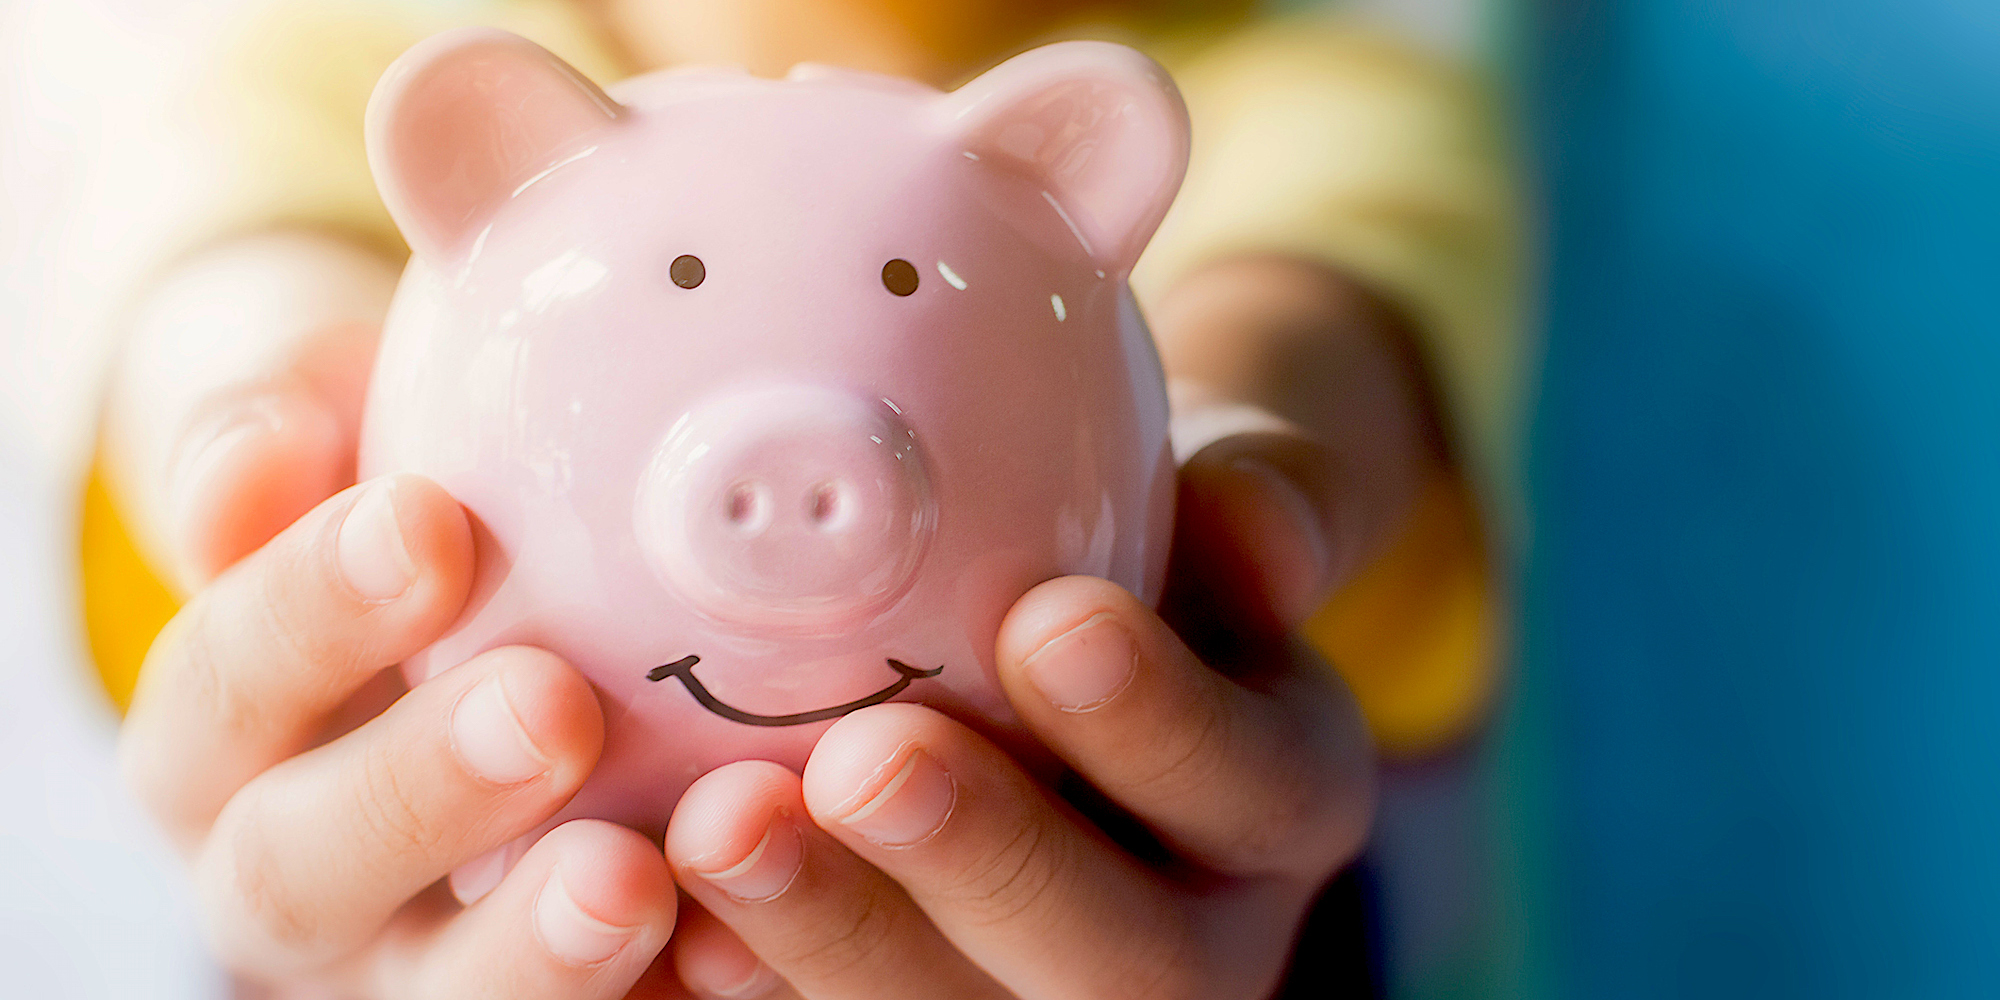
[
  {"x1": 3, "y1": 0, "x2": 262, "y2": 474},
  {"x1": 2, "y1": 2, "x2": 237, "y2": 994},
  {"x1": 0, "y1": 469, "x2": 224, "y2": 997}
]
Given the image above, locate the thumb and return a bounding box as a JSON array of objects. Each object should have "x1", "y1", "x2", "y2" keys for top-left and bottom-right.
[
  {"x1": 1164, "y1": 384, "x2": 1395, "y2": 635},
  {"x1": 100, "y1": 233, "x2": 396, "y2": 593}
]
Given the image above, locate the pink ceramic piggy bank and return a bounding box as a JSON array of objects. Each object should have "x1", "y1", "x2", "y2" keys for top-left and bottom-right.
[{"x1": 358, "y1": 29, "x2": 1188, "y2": 871}]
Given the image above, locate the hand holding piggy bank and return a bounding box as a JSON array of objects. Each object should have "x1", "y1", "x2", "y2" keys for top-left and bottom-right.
[{"x1": 359, "y1": 28, "x2": 1188, "y2": 886}]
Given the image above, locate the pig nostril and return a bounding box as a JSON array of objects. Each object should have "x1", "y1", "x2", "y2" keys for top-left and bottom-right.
[
  {"x1": 724, "y1": 481, "x2": 771, "y2": 534},
  {"x1": 808, "y1": 481, "x2": 850, "y2": 531}
]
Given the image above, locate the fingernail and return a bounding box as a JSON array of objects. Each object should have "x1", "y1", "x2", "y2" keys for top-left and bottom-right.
[
  {"x1": 451, "y1": 674, "x2": 548, "y2": 785},
  {"x1": 837, "y1": 748, "x2": 955, "y2": 848},
  {"x1": 1230, "y1": 457, "x2": 1333, "y2": 605},
  {"x1": 689, "y1": 816, "x2": 803, "y2": 903},
  {"x1": 535, "y1": 868, "x2": 640, "y2": 967},
  {"x1": 1023, "y1": 612, "x2": 1138, "y2": 713},
  {"x1": 448, "y1": 846, "x2": 510, "y2": 905},
  {"x1": 336, "y1": 479, "x2": 414, "y2": 602},
  {"x1": 707, "y1": 961, "x2": 781, "y2": 998},
  {"x1": 1164, "y1": 393, "x2": 1296, "y2": 465}
]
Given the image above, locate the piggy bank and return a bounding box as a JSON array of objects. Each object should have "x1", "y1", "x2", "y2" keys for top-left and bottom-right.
[{"x1": 358, "y1": 29, "x2": 1188, "y2": 879}]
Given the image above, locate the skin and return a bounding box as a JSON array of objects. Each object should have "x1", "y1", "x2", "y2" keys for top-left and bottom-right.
[
  {"x1": 106, "y1": 3, "x2": 1451, "y2": 996},
  {"x1": 111, "y1": 248, "x2": 1431, "y2": 1000}
]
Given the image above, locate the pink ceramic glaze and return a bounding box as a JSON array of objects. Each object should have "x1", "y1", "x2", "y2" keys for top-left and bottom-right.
[{"x1": 357, "y1": 28, "x2": 1188, "y2": 886}]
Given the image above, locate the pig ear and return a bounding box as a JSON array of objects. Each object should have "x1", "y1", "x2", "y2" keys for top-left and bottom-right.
[
  {"x1": 366, "y1": 28, "x2": 621, "y2": 262},
  {"x1": 943, "y1": 41, "x2": 1189, "y2": 271}
]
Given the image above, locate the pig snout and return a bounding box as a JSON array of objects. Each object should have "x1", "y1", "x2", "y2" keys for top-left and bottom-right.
[{"x1": 635, "y1": 384, "x2": 936, "y2": 631}]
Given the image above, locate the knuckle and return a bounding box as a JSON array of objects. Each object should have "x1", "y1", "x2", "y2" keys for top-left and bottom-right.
[
  {"x1": 114, "y1": 680, "x2": 173, "y2": 811},
  {"x1": 116, "y1": 732, "x2": 187, "y2": 840},
  {"x1": 1134, "y1": 686, "x2": 1236, "y2": 803},
  {"x1": 1265, "y1": 688, "x2": 1377, "y2": 874},
  {"x1": 943, "y1": 817, "x2": 1070, "y2": 929},
  {"x1": 776, "y1": 887, "x2": 903, "y2": 979},
  {"x1": 201, "y1": 813, "x2": 326, "y2": 962},
  {"x1": 184, "y1": 600, "x2": 272, "y2": 742},
  {"x1": 255, "y1": 558, "x2": 350, "y2": 688},
  {"x1": 1130, "y1": 672, "x2": 1361, "y2": 875},
  {"x1": 118, "y1": 611, "x2": 244, "y2": 835},
  {"x1": 352, "y1": 738, "x2": 444, "y2": 864},
  {"x1": 1214, "y1": 705, "x2": 1363, "y2": 876},
  {"x1": 1221, "y1": 760, "x2": 1328, "y2": 873},
  {"x1": 1078, "y1": 897, "x2": 1206, "y2": 1000}
]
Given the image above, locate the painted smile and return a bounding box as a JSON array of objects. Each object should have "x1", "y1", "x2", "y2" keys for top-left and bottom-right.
[{"x1": 646, "y1": 655, "x2": 943, "y2": 727}]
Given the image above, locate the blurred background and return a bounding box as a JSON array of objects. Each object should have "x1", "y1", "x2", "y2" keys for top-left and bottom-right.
[{"x1": 4, "y1": 0, "x2": 1998, "y2": 997}]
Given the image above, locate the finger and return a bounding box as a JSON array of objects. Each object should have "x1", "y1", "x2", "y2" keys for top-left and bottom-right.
[
  {"x1": 1152, "y1": 256, "x2": 1446, "y2": 620},
  {"x1": 1172, "y1": 416, "x2": 1343, "y2": 629},
  {"x1": 801, "y1": 705, "x2": 1209, "y2": 1000},
  {"x1": 102, "y1": 232, "x2": 397, "y2": 590},
  {"x1": 377, "y1": 820, "x2": 678, "y2": 1000},
  {"x1": 161, "y1": 380, "x2": 351, "y2": 591},
  {"x1": 1167, "y1": 417, "x2": 1354, "y2": 632},
  {"x1": 666, "y1": 761, "x2": 1006, "y2": 1000},
  {"x1": 193, "y1": 645, "x2": 602, "y2": 973},
  {"x1": 669, "y1": 906, "x2": 798, "y2": 1000},
  {"x1": 119, "y1": 474, "x2": 475, "y2": 844},
  {"x1": 164, "y1": 326, "x2": 383, "y2": 590},
  {"x1": 996, "y1": 576, "x2": 1374, "y2": 880},
  {"x1": 627, "y1": 949, "x2": 708, "y2": 1000}
]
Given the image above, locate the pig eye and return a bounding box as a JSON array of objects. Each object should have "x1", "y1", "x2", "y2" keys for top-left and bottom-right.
[
  {"x1": 881, "y1": 258, "x2": 919, "y2": 296},
  {"x1": 670, "y1": 254, "x2": 705, "y2": 289}
]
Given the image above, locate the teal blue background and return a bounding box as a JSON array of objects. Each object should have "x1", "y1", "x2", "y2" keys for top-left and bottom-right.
[{"x1": 1501, "y1": 0, "x2": 2000, "y2": 994}]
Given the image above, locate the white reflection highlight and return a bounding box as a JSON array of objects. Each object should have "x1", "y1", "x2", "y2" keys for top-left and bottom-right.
[
  {"x1": 1040, "y1": 190, "x2": 1094, "y2": 257},
  {"x1": 936, "y1": 261, "x2": 967, "y2": 290},
  {"x1": 1051, "y1": 294, "x2": 1067, "y2": 322},
  {"x1": 521, "y1": 249, "x2": 608, "y2": 314},
  {"x1": 512, "y1": 145, "x2": 599, "y2": 198}
]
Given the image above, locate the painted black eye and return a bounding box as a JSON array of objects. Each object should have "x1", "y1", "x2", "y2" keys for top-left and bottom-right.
[
  {"x1": 882, "y1": 258, "x2": 919, "y2": 296},
  {"x1": 670, "y1": 254, "x2": 705, "y2": 289}
]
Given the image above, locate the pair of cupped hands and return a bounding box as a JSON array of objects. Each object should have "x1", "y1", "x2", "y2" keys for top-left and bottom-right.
[{"x1": 109, "y1": 236, "x2": 1429, "y2": 999}]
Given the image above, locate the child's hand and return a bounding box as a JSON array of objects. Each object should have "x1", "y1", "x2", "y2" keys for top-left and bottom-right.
[
  {"x1": 117, "y1": 475, "x2": 681, "y2": 997},
  {"x1": 653, "y1": 256, "x2": 1425, "y2": 999},
  {"x1": 111, "y1": 236, "x2": 1421, "y2": 998},
  {"x1": 658, "y1": 431, "x2": 1377, "y2": 1000}
]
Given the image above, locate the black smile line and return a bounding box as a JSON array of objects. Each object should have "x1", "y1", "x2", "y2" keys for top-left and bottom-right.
[{"x1": 645, "y1": 655, "x2": 944, "y2": 727}]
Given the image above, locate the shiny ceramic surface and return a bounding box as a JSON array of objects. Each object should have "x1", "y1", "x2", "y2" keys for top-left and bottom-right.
[{"x1": 358, "y1": 28, "x2": 1188, "y2": 859}]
